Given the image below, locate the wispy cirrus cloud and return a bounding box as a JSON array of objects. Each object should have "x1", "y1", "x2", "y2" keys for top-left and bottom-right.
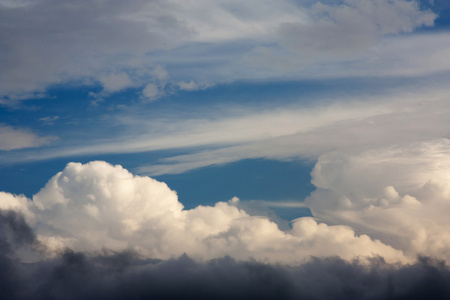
[{"x1": 1, "y1": 80, "x2": 448, "y2": 174}]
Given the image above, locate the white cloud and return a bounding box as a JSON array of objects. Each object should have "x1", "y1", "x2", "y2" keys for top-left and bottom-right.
[
  {"x1": 1, "y1": 161, "x2": 408, "y2": 264},
  {"x1": 0, "y1": 0, "x2": 440, "y2": 104},
  {"x1": 0, "y1": 125, "x2": 55, "y2": 150},
  {"x1": 306, "y1": 139, "x2": 450, "y2": 260}
]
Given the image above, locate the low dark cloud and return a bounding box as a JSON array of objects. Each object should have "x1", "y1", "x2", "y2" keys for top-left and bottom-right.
[
  {"x1": 0, "y1": 209, "x2": 35, "y2": 255},
  {"x1": 1, "y1": 209, "x2": 450, "y2": 300}
]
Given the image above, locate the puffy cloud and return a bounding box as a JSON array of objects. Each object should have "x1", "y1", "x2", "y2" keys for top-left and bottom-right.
[
  {"x1": 306, "y1": 139, "x2": 450, "y2": 260},
  {"x1": 0, "y1": 192, "x2": 34, "y2": 223},
  {"x1": 2, "y1": 161, "x2": 407, "y2": 263}
]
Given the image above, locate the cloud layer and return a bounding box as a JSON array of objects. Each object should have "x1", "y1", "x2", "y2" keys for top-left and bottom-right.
[
  {"x1": 0, "y1": 0, "x2": 440, "y2": 105},
  {"x1": 1, "y1": 209, "x2": 450, "y2": 300}
]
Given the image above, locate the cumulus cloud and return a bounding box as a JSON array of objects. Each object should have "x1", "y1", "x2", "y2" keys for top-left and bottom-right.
[
  {"x1": 1, "y1": 161, "x2": 407, "y2": 264},
  {"x1": 306, "y1": 139, "x2": 450, "y2": 260}
]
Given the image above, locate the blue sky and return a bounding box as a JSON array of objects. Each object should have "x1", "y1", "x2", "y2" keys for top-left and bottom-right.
[{"x1": 1, "y1": 0, "x2": 450, "y2": 287}]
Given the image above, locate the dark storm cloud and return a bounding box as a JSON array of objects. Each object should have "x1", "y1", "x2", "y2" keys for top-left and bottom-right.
[
  {"x1": 1, "y1": 209, "x2": 450, "y2": 300},
  {"x1": 0, "y1": 209, "x2": 35, "y2": 255}
]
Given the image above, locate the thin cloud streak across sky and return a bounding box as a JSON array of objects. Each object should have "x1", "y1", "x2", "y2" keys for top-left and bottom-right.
[{"x1": 1, "y1": 82, "x2": 449, "y2": 173}]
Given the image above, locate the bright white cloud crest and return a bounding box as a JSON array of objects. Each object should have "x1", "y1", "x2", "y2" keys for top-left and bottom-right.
[
  {"x1": 2, "y1": 160, "x2": 409, "y2": 264},
  {"x1": 2, "y1": 134, "x2": 447, "y2": 264},
  {"x1": 307, "y1": 139, "x2": 450, "y2": 260}
]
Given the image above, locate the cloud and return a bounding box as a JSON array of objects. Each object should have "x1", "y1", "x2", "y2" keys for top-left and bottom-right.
[
  {"x1": 0, "y1": 210, "x2": 35, "y2": 256},
  {"x1": 0, "y1": 0, "x2": 188, "y2": 104},
  {"x1": 0, "y1": 210, "x2": 449, "y2": 300},
  {"x1": 278, "y1": 0, "x2": 436, "y2": 54},
  {"x1": 130, "y1": 83, "x2": 449, "y2": 176},
  {"x1": 306, "y1": 138, "x2": 450, "y2": 260},
  {"x1": 141, "y1": 83, "x2": 165, "y2": 102},
  {"x1": 0, "y1": 0, "x2": 440, "y2": 105},
  {"x1": 99, "y1": 72, "x2": 134, "y2": 93},
  {"x1": 152, "y1": 65, "x2": 169, "y2": 81},
  {"x1": 1, "y1": 161, "x2": 407, "y2": 264},
  {"x1": 1, "y1": 79, "x2": 448, "y2": 172},
  {"x1": 38, "y1": 115, "x2": 60, "y2": 126},
  {"x1": 177, "y1": 80, "x2": 214, "y2": 91},
  {"x1": 0, "y1": 125, "x2": 55, "y2": 150}
]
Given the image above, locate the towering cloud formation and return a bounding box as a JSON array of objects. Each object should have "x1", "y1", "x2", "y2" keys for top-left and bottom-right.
[
  {"x1": 2, "y1": 161, "x2": 406, "y2": 264},
  {"x1": 1, "y1": 157, "x2": 450, "y2": 299},
  {"x1": 307, "y1": 139, "x2": 450, "y2": 260}
]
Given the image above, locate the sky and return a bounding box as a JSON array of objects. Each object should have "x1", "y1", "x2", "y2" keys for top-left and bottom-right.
[{"x1": 1, "y1": 0, "x2": 450, "y2": 298}]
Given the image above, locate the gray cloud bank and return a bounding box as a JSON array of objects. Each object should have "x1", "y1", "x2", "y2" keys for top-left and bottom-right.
[
  {"x1": 2, "y1": 210, "x2": 450, "y2": 300},
  {"x1": 0, "y1": 0, "x2": 441, "y2": 105}
]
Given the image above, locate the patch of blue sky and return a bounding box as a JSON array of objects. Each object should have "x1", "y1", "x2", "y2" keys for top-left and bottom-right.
[{"x1": 417, "y1": 0, "x2": 450, "y2": 30}]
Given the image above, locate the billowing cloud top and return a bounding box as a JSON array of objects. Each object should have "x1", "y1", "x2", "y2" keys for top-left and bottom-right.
[
  {"x1": 3, "y1": 161, "x2": 406, "y2": 264},
  {"x1": 3, "y1": 139, "x2": 450, "y2": 265},
  {"x1": 1, "y1": 151, "x2": 450, "y2": 298}
]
